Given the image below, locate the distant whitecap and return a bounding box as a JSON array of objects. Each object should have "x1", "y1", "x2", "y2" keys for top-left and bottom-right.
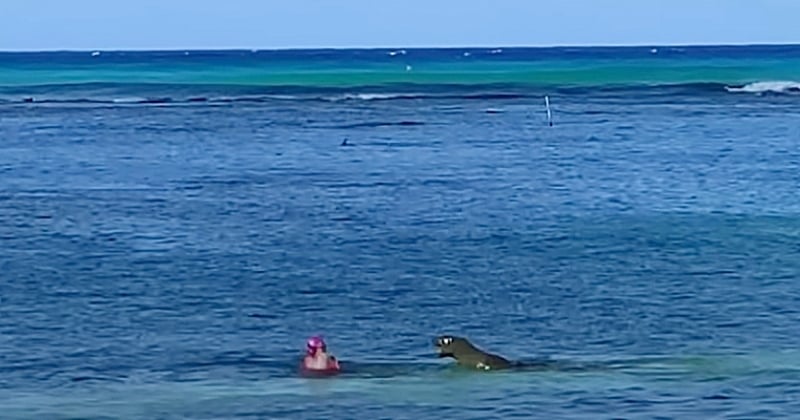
[{"x1": 726, "y1": 81, "x2": 800, "y2": 94}]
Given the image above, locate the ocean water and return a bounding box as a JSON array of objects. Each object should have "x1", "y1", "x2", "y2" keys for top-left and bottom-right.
[{"x1": 1, "y1": 45, "x2": 800, "y2": 419}]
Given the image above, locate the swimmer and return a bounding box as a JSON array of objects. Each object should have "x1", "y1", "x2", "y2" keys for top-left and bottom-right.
[{"x1": 302, "y1": 335, "x2": 341, "y2": 373}]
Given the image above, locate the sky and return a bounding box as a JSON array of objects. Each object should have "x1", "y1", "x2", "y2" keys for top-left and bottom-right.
[{"x1": 1, "y1": 0, "x2": 798, "y2": 51}]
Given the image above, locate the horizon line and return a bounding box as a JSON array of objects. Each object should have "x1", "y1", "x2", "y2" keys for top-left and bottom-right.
[{"x1": 1, "y1": 41, "x2": 798, "y2": 53}]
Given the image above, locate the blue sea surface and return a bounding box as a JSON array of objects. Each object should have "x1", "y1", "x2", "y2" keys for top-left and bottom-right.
[{"x1": 1, "y1": 46, "x2": 800, "y2": 419}]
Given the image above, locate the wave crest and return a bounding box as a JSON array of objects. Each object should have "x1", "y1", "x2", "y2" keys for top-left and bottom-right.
[
  {"x1": 725, "y1": 81, "x2": 800, "y2": 94},
  {"x1": 3, "y1": 80, "x2": 799, "y2": 107}
]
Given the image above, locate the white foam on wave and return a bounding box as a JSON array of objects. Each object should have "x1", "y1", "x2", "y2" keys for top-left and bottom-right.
[
  {"x1": 327, "y1": 93, "x2": 424, "y2": 101},
  {"x1": 112, "y1": 97, "x2": 146, "y2": 104},
  {"x1": 263, "y1": 94, "x2": 298, "y2": 100},
  {"x1": 726, "y1": 81, "x2": 800, "y2": 94}
]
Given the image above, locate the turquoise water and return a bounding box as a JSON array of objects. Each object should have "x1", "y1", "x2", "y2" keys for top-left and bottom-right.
[
  {"x1": 1, "y1": 46, "x2": 800, "y2": 418},
  {"x1": 2, "y1": 45, "x2": 800, "y2": 90}
]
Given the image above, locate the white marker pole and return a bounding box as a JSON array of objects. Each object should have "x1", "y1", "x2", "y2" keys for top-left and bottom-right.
[{"x1": 545, "y1": 95, "x2": 553, "y2": 126}]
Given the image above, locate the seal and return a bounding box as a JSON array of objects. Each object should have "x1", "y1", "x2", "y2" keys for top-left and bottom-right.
[{"x1": 434, "y1": 335, "x2": 513, "y2": 371}]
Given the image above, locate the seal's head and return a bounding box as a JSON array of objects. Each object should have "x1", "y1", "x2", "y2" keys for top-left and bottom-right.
[
  {"x1": 306, "y1": 335, "x2": 327, "y2": 356},
  {"x1": 434, "y1": 335, "x2": 474, "y2": 359}
]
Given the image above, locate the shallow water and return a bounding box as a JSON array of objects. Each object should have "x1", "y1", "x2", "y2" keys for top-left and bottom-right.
[{"x1": 1, "y1": 47, "x2": 800, "y2": 418}]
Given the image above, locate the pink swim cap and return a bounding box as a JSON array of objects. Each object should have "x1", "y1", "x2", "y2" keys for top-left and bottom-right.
[{"x1": 306, "y1": 335, "x2": 326, "y2": 354}]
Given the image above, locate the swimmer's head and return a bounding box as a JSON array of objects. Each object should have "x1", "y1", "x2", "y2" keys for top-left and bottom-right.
[{"x1": 306, "y1": 335, "x2": 327, "y2": 355}]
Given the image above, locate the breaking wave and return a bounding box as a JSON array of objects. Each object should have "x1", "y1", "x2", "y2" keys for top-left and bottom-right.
[{"x1": 1, "y1": 80, "x2": 798, "y2": 107}]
